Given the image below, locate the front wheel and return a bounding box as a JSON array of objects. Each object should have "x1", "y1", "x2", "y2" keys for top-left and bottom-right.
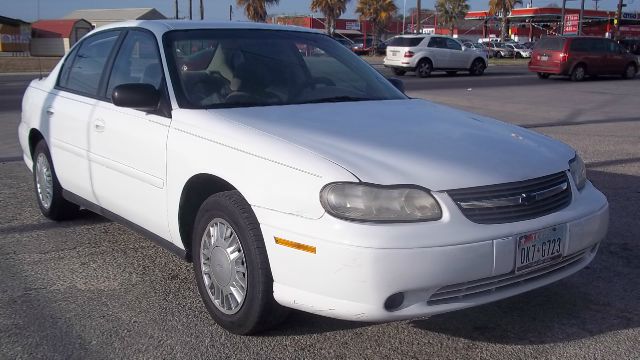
[
  {"x1": 469, "y1": 59, "x2": 486, "y2": 76},
  {"x1": 392, "y1": 68, "x2": 406, "y2": 76},
  {"x1": 32, "y1": 141, "x2": 80, "y2": 221},
  {"x1": 192, "y1": 191, "x2": 288, "y2": 335},
  {"x1": 622, "y1": 63, "x2": 637, "y2": 79},
  {"x1": 415, "y1": 59, "x2": 432, "y2": 78}
]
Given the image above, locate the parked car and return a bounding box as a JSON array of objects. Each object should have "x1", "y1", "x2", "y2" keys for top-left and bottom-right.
[
  {"x1": 384, "y1": 35, "x2": 488, "y2": 77},
  {"x1": 529, "y1": 36, "x2": 638, "y2": 81},
  {"x1": 505, "y1": 43, "x2": 532, "y2": 58},
  {"x1": 483, "y1": 41, "x2": 514, "y2": 58},
  {"x1": 333, "y1": 36, "x2": 355, "y2": 49},
  {"x1": 523, "y1": 41, "x2": 536, "y2": 49},
  {"x1": 374, "y1": 38, "x2": 392, "y2": 55},
  {"x1": 20, "y1": 21, "x2": 608, "y2": 335},
  {"x1": 351, "y1": 37, "x2": 380, "y2": 55},
  {"x1": 464, "y1": 41, "x2": 492, "y2": 58}
]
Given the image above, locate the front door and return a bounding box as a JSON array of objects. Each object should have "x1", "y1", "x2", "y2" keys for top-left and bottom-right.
[{"x1": 89, "y1": 29, "x2": 172, "y2": 239}]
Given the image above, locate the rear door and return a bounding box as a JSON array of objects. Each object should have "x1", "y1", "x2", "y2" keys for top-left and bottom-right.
[
  {"x1": 426, "y1": 37, "x2": 449, "y2": 68},
  {"x1": 569, "y1": 38, "x2": 602, "y2": 74},
  {"x1": 531, "y1": 37, "x2": 566, "y2": 70}
]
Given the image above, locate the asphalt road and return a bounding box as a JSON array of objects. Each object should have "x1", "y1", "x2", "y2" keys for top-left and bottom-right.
[{"x1": 1, "y1": 68, "x2": 639, "y2": 359}]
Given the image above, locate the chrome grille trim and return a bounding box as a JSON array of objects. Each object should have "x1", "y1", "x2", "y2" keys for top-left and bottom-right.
[
  {"x1": 427, "y1": 250, "x2": 589, "y2": 306},
  {"x1": 447, "y1": 172, "x2": 572, "y2": 224}
]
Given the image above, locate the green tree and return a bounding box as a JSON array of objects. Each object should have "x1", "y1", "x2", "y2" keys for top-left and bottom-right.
[
  {"x1": 488, "y1": 0, "x2": 522, "y2": 40},
  {"x1": 355, "y1": 0, "x2": 398, "y2": 41},
  {"x1": 435, "y1": 0, "x2": 470, "y2": 36},
  {"x1": 236, "y1": 0, "x2": 280, "y2": 22},
  {"x1": 311, "y1": 0, "x2": 352, "y2": 36}
]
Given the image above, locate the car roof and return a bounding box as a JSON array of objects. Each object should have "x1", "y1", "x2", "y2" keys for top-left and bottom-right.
[{"x1": 91, "y1": 20, "x2": 321, "y2": 37}]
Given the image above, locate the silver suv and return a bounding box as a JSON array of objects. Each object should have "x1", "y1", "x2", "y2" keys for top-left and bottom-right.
[{"x1": 384, "y1": 35, "x2": 488, "y2": 77}]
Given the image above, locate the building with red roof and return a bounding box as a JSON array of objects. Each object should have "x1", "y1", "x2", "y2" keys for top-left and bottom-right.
[{"x1": 31, "y1": 19, "x2": 92, "y2": 56}]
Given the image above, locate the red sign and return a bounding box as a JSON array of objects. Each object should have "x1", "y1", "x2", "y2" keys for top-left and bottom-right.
[{"x1": 564, "y1": 14, "x2": 579, "y2": 35}]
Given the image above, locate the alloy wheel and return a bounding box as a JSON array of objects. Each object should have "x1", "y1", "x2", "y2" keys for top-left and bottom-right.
[{"x1": 35, "y1": 153, "x2": 53, "y2": 209}]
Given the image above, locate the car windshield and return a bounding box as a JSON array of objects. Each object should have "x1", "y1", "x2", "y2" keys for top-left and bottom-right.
[
  {"x1": 512, "y1": 44, "x2": 525, "y2": 49},
  {"x1": 164, "y1": 29, "x2": 405, "y2": 109}
]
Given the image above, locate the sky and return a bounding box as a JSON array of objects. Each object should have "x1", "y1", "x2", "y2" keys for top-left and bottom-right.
[{"x1": 3, "y1": 0, "x2": 637, "y2": 23}]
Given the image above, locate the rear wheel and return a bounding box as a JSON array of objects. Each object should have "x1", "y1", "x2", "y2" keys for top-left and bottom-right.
[
  {"x1": 570, "y1": 65, "x2": 586, "y2": 81},
  {"x1": 496, "y1": 52, "x2": 503, "y2": 59},
  {"x1": 392, "y1": 68, "x2": 406, "y2": 76},
  {"x1": 622, "y1": 63, "x2": 637, "y2": 79},
  {"x1": 415, "y1": 59, "x2": 432, "y2": 78},
  {"x1": 537, "y1": 72, "x2": 550, "y2": 79},
  {"x1": 32, "y1": 141, "x2": 80, "y2": 221},
  {"x1": 192, "y1": 191, "x2": 288, "y2": 335},
  {"x1": 469, "y1": 59, "x2": 486, "y2": 76}
]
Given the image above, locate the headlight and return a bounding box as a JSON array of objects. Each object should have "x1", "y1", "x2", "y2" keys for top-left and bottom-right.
[
  {"x1": 320, "y1": 182, "x2": 442, "y2": 222},
  {"x1": 569, "y1": 154, "x2": 587, "y2": 191}
]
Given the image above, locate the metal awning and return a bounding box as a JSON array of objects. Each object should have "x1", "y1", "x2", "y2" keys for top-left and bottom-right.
[{"x1": 335, "y1": 29, "x2": 362, "y2": 35}]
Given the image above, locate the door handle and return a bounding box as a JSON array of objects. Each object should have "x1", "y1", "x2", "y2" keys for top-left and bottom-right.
[
  {"x1": 45, "y1": 108, "x2": 54, "y2": 116},
  {"x1": 94, "y1": 119, "x2": 105, "y2": 132}
]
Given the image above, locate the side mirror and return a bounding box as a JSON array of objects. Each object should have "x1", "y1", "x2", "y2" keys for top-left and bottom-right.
[
  {"x1": 112, "y1": 83, "x2": 160, "y2": 111},
  {"x1": 388, "y1": 78, "x2": 405, "y2": 93}
]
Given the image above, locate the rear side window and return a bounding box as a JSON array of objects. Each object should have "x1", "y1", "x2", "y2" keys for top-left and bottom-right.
[
  {"x1": 570, "y1": 38, "x2": 589, "y2": 52},
  {"x1": 428, "y1": 37, "x2": 447, "y2": 49},
  {"x1": 534, "y1": 38, "x2": 565, "y2": 51},
  {"x1": 388, "y1": 37, "x2": 424, "y2": 47},
  {"x1": 58, "y1": 31, "x2": 121, "y2": 96}
]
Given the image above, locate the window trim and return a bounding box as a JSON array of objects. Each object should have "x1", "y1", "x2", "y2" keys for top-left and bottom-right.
[{"x1": 55, "y1": 29, "x2": 125, "y2": 99}]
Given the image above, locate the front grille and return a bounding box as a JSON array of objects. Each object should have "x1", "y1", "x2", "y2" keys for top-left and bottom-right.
[
  {"x1": 428, "y1": 249, "x2": 589, "y2": 306},
  {"x1": 447, "y1": 172, "x2": 572, "y2": 224}
]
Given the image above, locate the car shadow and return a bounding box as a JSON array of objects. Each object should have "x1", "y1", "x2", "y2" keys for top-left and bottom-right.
[{"x1": 409, "y1": 169, "x2": 640, "y2": 345}]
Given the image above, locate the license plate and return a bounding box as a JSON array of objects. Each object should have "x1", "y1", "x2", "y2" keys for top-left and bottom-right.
[
  {"x1": 390, "y1": 51, "x2": 399, "y2": 56},
  {"x1": 540, "y1": 55, "x2": 549, "y2": 61},
  {"x1": 515, "y1": 224, "x2": 566, "y2": 273}
]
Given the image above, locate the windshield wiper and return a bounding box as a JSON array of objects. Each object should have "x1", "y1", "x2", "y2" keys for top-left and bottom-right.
[{"x1": 297, "y1": 96, "x2": 375, "y2": 104}]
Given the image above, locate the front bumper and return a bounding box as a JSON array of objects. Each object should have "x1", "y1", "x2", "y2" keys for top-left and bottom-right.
[{"x1": 255, "y1": 181, "x2": 608, "y2": 322}]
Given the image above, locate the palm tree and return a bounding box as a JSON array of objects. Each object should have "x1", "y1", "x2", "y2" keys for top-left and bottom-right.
[
  {"x1": 311, "y1": 0, "x2": 351, "y2": 36},
  {"x1": 488, "y1": 0, "x2": 522, "y2": 40},
  {"x1": 435, "y1": 0, "x2": 470, "y2": 36},
  {"x1": 236, "y1": 0, "x2": 280, "y2": 22},
  {"x1": 356, "y1": 0, "x2": 398, "y2": 42}
]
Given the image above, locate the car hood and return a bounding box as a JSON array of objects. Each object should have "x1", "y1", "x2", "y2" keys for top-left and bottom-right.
[{"x1": 209, "y1": 99, "x2": 574, "y2": 190}]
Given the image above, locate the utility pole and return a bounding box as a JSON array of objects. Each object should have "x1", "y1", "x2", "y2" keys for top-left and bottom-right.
[
  {"x1": 189, "y1": 0, "x2": 193, "y2": 20},
  {"x1": 416, "y1": 0, "x2": 421, "y2": 34},
  {"x1": 229, "y1": 5, "x2": 233, "y2": 21},
  {"x1": 200, "y1": 0, "x2": 204, "y2": 20},
  {"x1": 615, "y1": 0, "x2": 625, "y2": 39},
  {"x1": 560, "y1": 0, "x2": 567, "y2": 35},
  {"x1": 174, "y1": 0, "x2": 179, "y2": 19},
  {"x1": 593, "y1": 0, "x2": 600, "y2": 10},
  {"x1": 578, "y1": 0, "x2": 585, "y2": 35},
  {"x1": 402, "y1": 0, "x2": 406, "y2": 34}
]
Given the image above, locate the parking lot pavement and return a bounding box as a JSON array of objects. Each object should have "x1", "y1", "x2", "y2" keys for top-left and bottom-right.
[{"x1": 1, "y1": 69, "x2": 639, "y2": 359}]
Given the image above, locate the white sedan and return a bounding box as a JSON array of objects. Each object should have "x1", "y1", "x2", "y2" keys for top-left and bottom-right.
[{"x1": 19, "y1": 20, "x2": 608, "y2": 335}]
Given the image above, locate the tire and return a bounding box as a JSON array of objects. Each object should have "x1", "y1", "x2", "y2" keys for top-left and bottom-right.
[
  {"x1": 469, "y1": 59, "x2": 486, "y2": 76},
  {"x1": 496, "y1": 52, "x2": 503, "y2": 59},
  {"x1": 570, "y1": 65, "x2": 586, "y2": 81},
  {"x1": 515, "y1": 52, "x2": 522, "y2": 58},
  {"x1": 537, "y1": 72, "x2": 550, "y2": 79},
  {"x1": 392, "y1": 68, "x2": 406, "y2": 76},
  {"x1": 622, "y1": 63, "x2": 637, "y2": 79},
  {"x1": 192, "y1": 191, "x2": 288, "y2": 335},
  {"x1": 415, "y1": 59, "x2": 432, "y2": 78},
  {"x1": 446, "y1": 71, "x2": 457, "y2": 76},
  {"x1": 32, "y1": 140, "x2": 80, "y2": 221}
]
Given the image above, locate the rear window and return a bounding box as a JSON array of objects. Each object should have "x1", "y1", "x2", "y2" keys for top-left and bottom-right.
[
  {"x1": 388, "y1": 37, "x2": 424, "y2": 47},
  {"x1": 534, "y1": 38, "x2": 566, "y2": 51}
]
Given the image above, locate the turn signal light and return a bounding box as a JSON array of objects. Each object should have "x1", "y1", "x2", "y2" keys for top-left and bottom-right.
[
  {"x1": 560, "y1": 53, "x2": 569, "y2": 63},
  {"x1": 274, "y1": 237, "x2": 316, "y2": 254},
  {"x1": 404, "y1": 51, "x2": 415, "y2": 58}
]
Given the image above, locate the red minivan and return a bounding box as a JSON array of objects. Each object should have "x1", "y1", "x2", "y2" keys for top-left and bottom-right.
[{"x1": 529, "y1": 36, "x2": 638, "y2": 81}]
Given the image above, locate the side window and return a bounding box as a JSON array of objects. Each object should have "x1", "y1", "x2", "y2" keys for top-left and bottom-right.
[
  {"x1": 428, "y1": 37, "x2": 441, "y2": 48},
  {"x1": 590, "y1": 39, "x2": 607, "y2": 53},
  {"x1": 605, "y1": 40, "x2": 622, "y2": 53},
  {"x1": 59, "y1": 31, "x2": 120, "y2": 96},
  {"x1": 106, "y1": 30, "x2": 163, "y2": 100},
  {"x1": 570, "y1": 39, "x2": 588, "y2": 52},
  {"x1": 446, "y1": 39, "x2": 462, "y2": 51},
  {"x1": 57, "y1": 46, "x2": 80, "y2": 88}
]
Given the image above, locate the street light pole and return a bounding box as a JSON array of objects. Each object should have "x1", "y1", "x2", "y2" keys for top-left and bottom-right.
[
  {"x1": 402, "y1": 0, "x2": 406, "y2": 34},
  {"x1": 560, "y1": 0, "x2": 567, "y2": 35},
  {"x1": 417, "y1": 0, "x2": 421, "y2": 34},
  {"x1": 578, "y1": 0, "x2": 585, "y2": 35},
  {"x1": 615, "y1": 0, "x2": 625, "y2": 39}
]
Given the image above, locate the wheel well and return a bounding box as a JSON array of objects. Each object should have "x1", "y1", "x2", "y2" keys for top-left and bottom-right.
[
  {"x1": 473, "y1": 57, "x2": 486, "y2": 66},
  {"x1": 178, "y1": 173, "x2": 236, "y2": 261},
  {"x1": 28, "y1": 129, "x2": 45, "y2": 159},
  {"x1": 572, "y1": 62, "x2": 587, "y2": 73},
  {"x1": 418, "y1": 57, "x2": 433, "y2": 66},
  {"x1": 628, "y1": 62, "x2": 638, "y2": 70}
]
